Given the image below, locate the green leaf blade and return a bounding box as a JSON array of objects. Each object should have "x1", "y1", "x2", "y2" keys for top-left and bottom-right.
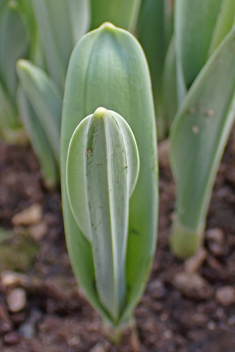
[
  {"x1": 137, "y1": 0, "x2": 172, "y2": 137},
  {"x1": 90, "y1": 0, "x2": 141, "y2": 32},
  {"x1": 32, "y1": 0, "x2": 90, "y2": 90},
  {"x1": 17, "y1": 87, "x2": 59, "y2": 189},
  {"x1": 175, "y1": 0, "x2": 222, "y2": 87},
  {"x1": 67, "y1": 108, "x2": 139, "y2": 322},
  {"x1": 170, "y1": 27, "x2": 235, "y2": 258},
  {"x1": 16, "y1": 59, "x2": 62, "y2": 165},
  {"x1": 209, "y1": 0, "x2": 235, "y2": 54},
  {"x1": 0, "y1": 1, "x2": 29, "y2": 102}
]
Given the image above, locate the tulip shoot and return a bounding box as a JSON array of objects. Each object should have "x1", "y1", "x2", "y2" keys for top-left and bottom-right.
[
  {"x1": 61, "y1": 23, "x2": 158, "y2": 328},
  {"x1": 170, "y1": 28, "x2": 235, "y2": 259}
]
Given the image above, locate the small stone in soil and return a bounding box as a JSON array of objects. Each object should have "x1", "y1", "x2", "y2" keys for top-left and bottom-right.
[
  {"x1": 207, "y1": 254, "x2": 224, "y2": 272},
  {"x1": 0, "y1": 303, "x2": 12, "y2": 333},
  {"x1": 67, "y1": 336, "x2": 80, "y2": 347},
  {"x1": 206, "y1": 228, "x2": 224, "y2": 244},
  {"x1": 19, "y1": 323, "x2": 35, "y2": 339},
  {"x1": 148, "y1": 279, "x2": 166, "y2": 299},
  {"x1": 215, "y1": 286, "x2": 235, "y2": 306},
  {"x1": 187, "y1": 329, "x2": 206, "y2": 342},
  {"x1": 173, "y1": 272, "x2": 214, "y2": 299},
  {"x1": 12, "y1": 203, "x2": 43, "y2": 226},
  {"x1": 208, "y1": 241, "x2": 226, "y2": 256},
  {"x1": 207, "y1": 321, "x2": 216, "y2": 330},
  {"x1": 19, "y1": 308, "x2": 43, "y2": 339},
  {"x1": 4, "y1": 332, "x2": 21, "y2": 345},
  {"x1": 206, "y1": 228, "x2": 227, "y2": 256},
  {"x1": 163, "y1": 329, "x2": 173, "y2": 340},
  {"x1": 184, "y1": 248, "x2": 207, "y2": 274},
  {"x1": 7, "y1": 288, "x2": 26, "y2": 313},
  {"x1": 89, "y1": 343, "x2": 108, "y2": 352},
  {"x1": 1, "y1": 271, "x2": 29, "y2": 287},
  {"x1": 29, "y1": 222, "x2": 47, "y2": 241}
]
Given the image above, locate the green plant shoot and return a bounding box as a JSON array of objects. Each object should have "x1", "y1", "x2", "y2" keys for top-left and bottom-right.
[
  {"x1": 0, "y1": 0, "x2": 29, "y2": 144},
  {"x1": 170, "y1": 27, "x2": 235, "y2": 259},
  {"x1": 61, "y1": 23, "x2": 158, "y2": 329}
]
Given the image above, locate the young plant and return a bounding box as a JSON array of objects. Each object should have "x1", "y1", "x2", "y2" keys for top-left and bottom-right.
[
  {"x1": 16, "y1": 0, "x2": 90, "y2": 188},
  {"x1": 61, "y1": 23, "x2": 158, "y2": 331},
  {"x1": 0, "y1": 0, "x2": 29, "y2": 144},
  {"x1": 170, "y1": 27, "x2": 235, "y2": 259}
]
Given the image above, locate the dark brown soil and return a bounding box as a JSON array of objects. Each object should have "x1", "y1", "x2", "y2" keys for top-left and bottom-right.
[{"x1": 0, "y1": 128, "x2": 235, "y2": 352}]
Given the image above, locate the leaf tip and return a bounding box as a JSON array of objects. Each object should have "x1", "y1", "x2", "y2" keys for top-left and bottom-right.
[
  {"x1": 100, "y1": 22, "x2": 115, "y2": 32},
  {"x1": 16, "y1": 59, "x2": 28, "y2": 70},
  {"x1": 93, "y1": 107, "x2": 107, "y2": 120}
]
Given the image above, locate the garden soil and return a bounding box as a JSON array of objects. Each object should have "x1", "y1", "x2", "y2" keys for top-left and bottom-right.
[{"x1": 0, "y1": 129, "x2": 235, "y2": 352}]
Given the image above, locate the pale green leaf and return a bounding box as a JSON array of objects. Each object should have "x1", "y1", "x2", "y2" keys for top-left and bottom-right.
[
  {"x1": 67, "y1": 108, "x2": 139, "y2": 322},
  {"x1": 209, "y1": 0, "x2": 235, "y2": 54},
  {"x1": 175, "y1": 0, "x2": 222, "y2": 87},
  {"x1": 0, "y1": 1, "x2": 29, "y2": 102},
  {"x1": 0, "y1": 0, "x2": 7, "y2": 13},
  {"x1": 16, "y1": 60, "x2": 62, "y2": 165},
  {"x1": 90, "y1": 0, "x2": 141, "y2": 32},
  {"x1": 137, "y1": 0, "x2": 169, "y2": 138},
  {"x1": 17, "y1": 86, "x2": 59, "y2": 189},
  {"x1": 170, "y1": 27, "x2": 235, "y2": 258},
  {"x1": 162, "y1": 36, "x2": 178, "y2": 128},
  {"x1": 32, "y1": 0, "x2": 90, "y2": 90}
]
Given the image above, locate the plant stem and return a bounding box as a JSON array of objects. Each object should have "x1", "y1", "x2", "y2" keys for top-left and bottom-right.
[
  {"x1": 102, "y1": 316, "x2": 140, "y2": 348},
  {"x1": 170, "y1": 216, "x2": 204, "y2": 259}
]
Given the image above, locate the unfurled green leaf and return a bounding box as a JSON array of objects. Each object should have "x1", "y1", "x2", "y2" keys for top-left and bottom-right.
[
  {"x1": 0, "y1": 1, "x2": 29, "y2": 102},
  {"x1": 162, "y1": 36, "x2": 178, "y2": 128},
  {"x1": 0, "y1": 78, "x2": 26, "y2": 144},
  {"x1": 0, "y1": 0, "x2": 7, "y2": 12},
  {"x1": 209, "y1": 0, "x2": 235, "y2": 54},
  {"x1": 16, "y1": 60, "x2": 62, "y2": 165},
  {"x1": 0, "y1": 78, "x2": 17, "y2": 131},
  {"x1": 90, "y1": 0, "x2": 141, "y2": 32},
  {"x1": 137, "y1": 0, "x2": 169, "y2": 138},
  {"x1": 32, "y1": 0, "x2": 90, "y2": 90},
  {"x1": 17, "y1": 86, "x2": 59, "y2": 189},
  {"x1": 170, "y1": 27, "x2": 235, "y2": 259},
  {"x1": 175, "y1": 0, "x2": 222, "y2": 87},
  {"x1": 67, "y1": 107, "x2": 139, "y2": 322},
  {"x1": 61, "y1": 23, "x2": 158, "y2": 326},
  {"x1": 17, "y1": 0, "x2": 40, "y2": 62}
]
